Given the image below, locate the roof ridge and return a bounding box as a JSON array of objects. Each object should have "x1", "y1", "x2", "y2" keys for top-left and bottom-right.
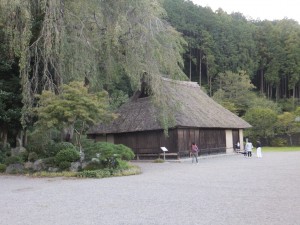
[{"x1": 161, "y1": 77, "x2": 199, "y2": 88}]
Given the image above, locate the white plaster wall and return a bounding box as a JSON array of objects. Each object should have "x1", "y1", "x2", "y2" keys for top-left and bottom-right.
[
  {"x1": 225, "y1": 130, "x2": 234, "y2": 153},
  {"x1": 239, "y1": 129, "x2": 244, "y2": 151}
]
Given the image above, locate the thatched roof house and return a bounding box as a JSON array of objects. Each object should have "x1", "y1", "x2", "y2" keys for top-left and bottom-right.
[{"x1": 88, "y1": 78, "x2": 251, "y2": 159}]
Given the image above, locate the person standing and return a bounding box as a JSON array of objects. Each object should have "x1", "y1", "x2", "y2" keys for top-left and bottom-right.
[
  {"x1": 245, "y1": 140, "x2": 253, "y2": 157},
  {"x1": 191, "y1": 142, "x2": 199, "y2": 163},
  {"x1": 256, "y1": 140, "x2": 262, "y2": 158}
]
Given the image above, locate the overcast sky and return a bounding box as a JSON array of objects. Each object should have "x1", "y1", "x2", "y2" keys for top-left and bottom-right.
[{"x1": 191, "y1": 0, "x2": 300, "y2": 23}]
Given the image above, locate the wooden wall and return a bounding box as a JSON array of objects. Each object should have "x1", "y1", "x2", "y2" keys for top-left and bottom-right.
[
  {"x1": 91, "y1": 127, "x2": 229, "y2": 158},
  {"x1": 113, "y1": 129, "x2": 178, "y2": 156},
  {"x1": 177, "y1": 128, "x2": 226, "y2": 155}
]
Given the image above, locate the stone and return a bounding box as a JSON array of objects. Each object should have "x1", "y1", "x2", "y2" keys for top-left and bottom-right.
[
  {"x1": 70, "y1": 162, "x2": 81, "y2": 172},
  {"x1": 24, "y1": 162, "x2": 33, "y2": 170},
  {"x1": 33, "y1": 159, "x2": 46, "y2": 171},
  {"x1": 5, "y1": 163, "x2": 24, "y2": 174}
]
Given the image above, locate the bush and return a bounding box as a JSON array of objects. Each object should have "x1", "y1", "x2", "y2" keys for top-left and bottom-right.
[
  {"x1": 28, "y1": 152, "x2": 39, "y2": 162},
  {"x1": 84, "y1": 161, "x2": 104, "y2": 170},
  {"x1": 45, "y1": 142, "x2": 77, "y2": 158},
  {"x1": 42, "y1": 157, "x2": 56, "y2": 167},
  {"x1": 58, "y1": 161, "x2": 71, "y2": 170},
  {"x1": 0, "y1": 163, "x2": 6, "y2": 172},
  {"x1": 270, "y1": 138, "x2": 287, "y2": 147},
  {"x1": 4, "y1": 156, "x2": 23, "y2": 165},
  {"x1": 0, "y1": 143, "x2": 11, "y2": 164},
  {"x1": 83, "y1": 141, "x2": 134, "y2": 162},
  {"x1": 55, "y1": 148, "x2": 80, "y2": 164},
  {"x1": 77, "y1": 169, "x2": 111, "y2": 178}
]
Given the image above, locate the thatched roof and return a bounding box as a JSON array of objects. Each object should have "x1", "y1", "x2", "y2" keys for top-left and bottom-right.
[{"x1": 88, "y1": 78, "x2": 251, "y2": 134}]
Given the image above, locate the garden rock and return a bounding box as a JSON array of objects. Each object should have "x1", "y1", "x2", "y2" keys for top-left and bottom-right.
[
  {"x1": 33, "y1": 159, "x2": 46, "y2": 171},
  {"x1": 11, "y1": 146, "x2": 27, "y2": 156},
  {"x1": 24, "y1": 162, "x2": 33, "y2": 170},
  {"x1": 70, "y1": 162, "x2": 81, "y2": 172},
  {"x1": 48, "y1": 167, "x2": 59, "y2": 172},
  {"x1": 5, "y1": 163, "x2": 24, "y2": 174}
]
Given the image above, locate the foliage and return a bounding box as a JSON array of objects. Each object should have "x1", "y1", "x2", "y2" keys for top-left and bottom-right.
[
  {"x1": 83, "y1": 141, "x2": 134, "y2": 162},
  {"x1": 243, "y1": 107, "x2": 277, "y2": 140},
  {"x1": 0, "y1": 142, "x2": 10, "y2": 163},
  {"x1": 77, "y1": 169, "x2": 111, "y2": 178},
  {"x1": 55, "y1": 148, "x2": 80, "y2": 164},
  {"x1": 28, "y1": 152, "x2": 38, "y2": 162},
  {"x1": 213, "y1": 70, "x2": 256, "y2": 115},
  {"x1": 58, "y1": 161, "x2": 71, "y2": 171},
  {"x1": 0, "y1": 163, "x2": 6, "y2": 172},
  {"x1": 270, "y1": 138, "x2": 288, "y2": 147},
  {"x1": 26, "y1": 129, "x2": 59, "y2": 157},
  {"x1": 35, "y1": 81, "x2": 116, "y2": 142},
  {"x1": 276, "y1": 111, "x2": 299, "y2": 145},
  {"x1": 45, "y1": 142, "x2": 77, "y2": 158},
  {"x1": 42, "y1": 157, "x2": 56, "y2": 167},
  {"x1": 4, "y1": 156, "x2": 23, "y2": 166}
]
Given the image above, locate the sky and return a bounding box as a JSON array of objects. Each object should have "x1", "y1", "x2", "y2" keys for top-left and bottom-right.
[{"x1": 191, "y1": 0, "x2": 300, "y2": 23}]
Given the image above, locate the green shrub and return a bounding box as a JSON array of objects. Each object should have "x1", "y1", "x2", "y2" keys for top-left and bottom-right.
[
  {"x1": 42, "y1": 157, "x2": 56, "y2": 167},
  {"x1": 58, "y1": 161, "x2": 71, "y2": 170},
  {"x1": 116, "y1": 159, "x2": 131, "y2": 170},
  {"x1": 84, "y1": 161, "x2": 104, "y2": 170},
  {"x1": 19, "y1": 150, "x2": 29, "y2": 162},
  {"x1": 4, "y1": 156, "x2": 23, "y2": 165},
  {"x1": 45, "y1": 142, "x2": 77, "y2": 158},
  {"x1": 28, "y1": 152, "x2": 39, "y2": 162},
  {"x1": 83, "y1": 142, "x2": 134, "y2": 163},
  {"x1": 0, "y1": 163, "x2": 6, "y2": 172},
  {"x1": 270, "y1": 138, "x2": 287, "y2": 147},
  {"x1": 55, "y1": 148, "x2": 80, "y2": 164},
  {"x1": 0, "y1": 143, "x2": 11, "y2": 164},
  {"x1": 77, "y1": 169, "x2": 111, "y2": 178}
]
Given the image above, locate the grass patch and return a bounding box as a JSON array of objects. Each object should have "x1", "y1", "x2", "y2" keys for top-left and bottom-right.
[{"x1": 261, "y1": 146, "x2": 300, "y2": 152}]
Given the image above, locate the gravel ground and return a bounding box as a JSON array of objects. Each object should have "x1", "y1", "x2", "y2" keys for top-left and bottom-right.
[{"x1": 1, "y1": 152, "x2": 300, "y2": 225}]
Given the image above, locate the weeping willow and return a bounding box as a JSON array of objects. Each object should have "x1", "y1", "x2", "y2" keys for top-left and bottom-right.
[{"x1": 1, "y1": 0, "x2": 186, "y2": 131}]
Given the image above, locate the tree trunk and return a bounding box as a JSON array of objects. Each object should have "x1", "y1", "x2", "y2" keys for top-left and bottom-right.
[
  {"x1": 62, "y1": 124, "x2": 74, "y2": 142},
  {"x1": 189, "y1": 47, "x2": 192, "y2": 81},
  {"x1": 260, "y1": 69, "x2": 264, "y2": 94},
  {"x1": 199, "y1": 50, "x2": 202, "y2": 86}
]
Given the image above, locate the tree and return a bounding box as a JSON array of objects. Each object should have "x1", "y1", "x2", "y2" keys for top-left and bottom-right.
[
  {"x1": 213, "y1": 70, "x2": 255, "y2": 115},
  {"x1": 276, "y1": 112, "x2": 298, "y2": 145},
  {"x1": 243, "y1": 108, "x2": 277, "y2": 142},
  {"x1": 35, "y1": 81, "x2": 116, "y2": 148}
]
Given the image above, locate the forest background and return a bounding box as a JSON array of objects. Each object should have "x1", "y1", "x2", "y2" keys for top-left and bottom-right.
[{"x1": 1, "y1": 0, "x2": 300, "y2": 149}]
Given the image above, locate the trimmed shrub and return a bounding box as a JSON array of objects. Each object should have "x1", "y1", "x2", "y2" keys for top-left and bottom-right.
[
  {"x1": 84, "y1": 161, "x2": 104, "y2": 170},
  {"x1": 55, "y1": 148, "x2": 80, "y2": 164},
  {"x1": 45, "y1": 142, "x2": 77, "y2": 158},
  {"x1": 83, "y1": 142, "x2": 134, "y2": 162},
  {"x1": 0, "y1": 163, "x2": 6, "y2": 172},
  {"x1": 28, "y1": 152, "x2": 39, "y2": 162},
  {"x1": 42, "y1": 157, "x2": 56, "y2": 167},
  {"x1": 4, "y1": 156, "x2": 23, "y2": 166},
  {"x1": 58, "y1": 161, "x2": 71, "y2": 170}
]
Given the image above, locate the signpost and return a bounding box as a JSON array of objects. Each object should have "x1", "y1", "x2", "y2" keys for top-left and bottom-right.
[{"x1": 160, "y1": 147, "x2": 168, "y2": 161}]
